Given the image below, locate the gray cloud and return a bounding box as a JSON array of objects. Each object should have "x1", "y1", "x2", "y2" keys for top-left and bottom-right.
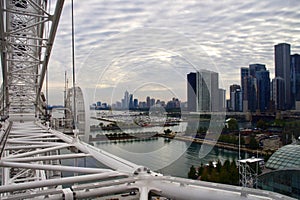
[{"x1": 48, "y1": 0, "x2": 300, "y2": 105}]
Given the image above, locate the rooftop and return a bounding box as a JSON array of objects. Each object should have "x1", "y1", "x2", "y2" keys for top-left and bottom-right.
[{"x1": 266, "y1": 143, "x2": 300, "y2": 170}]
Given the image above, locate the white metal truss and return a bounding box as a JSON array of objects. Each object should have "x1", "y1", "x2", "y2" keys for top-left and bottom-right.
[
  {"x1": 238, "y1": 158, "x2": 264, "y2": 188},
  {"x1": 0, "y1": 0, "x2": 64, "y2": 118}
]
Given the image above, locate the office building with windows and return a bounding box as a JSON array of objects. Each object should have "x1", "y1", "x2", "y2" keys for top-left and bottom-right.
[
  {"x1": 187, "y1": 70, "x2": 220, "y2": 112},
  {"x1": 275, "y1": 43, "x2": 291, "y2": 109}
]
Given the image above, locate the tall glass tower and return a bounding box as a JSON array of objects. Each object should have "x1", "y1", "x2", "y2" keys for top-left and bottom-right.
[
  {"x1": 275, "y1": 43, "x2": 291, "y2": 109},
  {"x1": 187, "y1": 72, "x2": 197, "y2": 112},
  {"x1": 187, "y1": 70, "x2": 219, "y2": 112},
  {"x1": 291, "y1": 54, "x2": 300, "y2": 109},
  {"x1": 256, "y1": 70, "x2": 270, "y2": 112}
]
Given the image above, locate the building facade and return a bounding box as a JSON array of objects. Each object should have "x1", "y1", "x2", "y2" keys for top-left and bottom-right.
[
  {"x1": 187, "y1": 70, "x2": 221, "y2": 112},
  {"x1": 291, "y1": 54, "x2": 300, "y2": 110},
  {"x1": 271, "y1": 77, "x2": 285, "y2": 111},
  {"x1": 241, "y1": 67, "x2": 249, "y2": 112},
  {"x1": 256, "y1": 70, "x2": 270, "y2": 112},
  {"x1": 219, "y1": 88, "x2": 226, "y2": 112},
  {"x1": 229, "y1": 84, "x2": 242, "y2": 112},
  {"x1": 187, "y1": 72, "x2": 197, "y2": 112},
  {"x1": 275, "y1": 43, "x2": 291, "y2": 109},
  {"x1": 240, "y1": 64, "x2": 270, "y2": 112}
]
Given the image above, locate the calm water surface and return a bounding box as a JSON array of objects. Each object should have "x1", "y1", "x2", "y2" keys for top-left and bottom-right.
[
  {"x1": 92, "y1": 137, "x2": 249, "y2": 178},
  {"x1": 90, "y1": 110, "x2": 251, "y2": 178}
]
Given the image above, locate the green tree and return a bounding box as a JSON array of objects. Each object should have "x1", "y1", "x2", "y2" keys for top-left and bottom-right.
[
  {"x1": 188, "y1": 159, "x2": 239, "y2": 186},
  {"x1": 188, "y1": 165, "x2": 198, "y2": 179},
  {"x1": 216, "y1": 160, "x2": 222, "y2": 173},
  {"x1": 229, "y1": 160, "x2": 239, "y2": 185},
  {"x1": 256, "y1": 119, "x2": 267, "y2": 130},
  {"x1": 274, "y1": 119, "x2": 285, "y2": 127},
  {"x1": 200, "y1": 167, "x2": 209, "y2": 181},
  {"x1": 227, "y1": 118, "x2": 238, "y2": 131},
  {"x1": 223, "y1": 160, "x2": 231, "y2": 171},
  {"x1": 249, "y1": 136, "x2": 259, "y2": 149},
  {"x1": 219, "y1": 167, "x2": 229, "y2": 184},
  {"x1": 198, "y1": 164, "x2": 204, "y2": 175}
]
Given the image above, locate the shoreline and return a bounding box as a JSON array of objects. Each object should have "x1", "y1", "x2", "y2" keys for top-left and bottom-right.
[
  {"x1": 89, "y1": 133, "x2": 273, "y2": 156},
  {"x1": 172, "y1": 135, "x2": 273, "y2": 156}
]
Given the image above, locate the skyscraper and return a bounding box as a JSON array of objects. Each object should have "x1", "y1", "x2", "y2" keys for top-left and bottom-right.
[
  {"x1": 146, "y1": 96, "x2": 151, "y2": 108},
  {"x1": 247, "y1": 76, "x2": 257, "y2": 112},
  {"x1": 198, "y1": 70, "x2": 219, "y2": 112},
  {"x1": 275, "y1": 43, "x2": 291, "y2": 109},
  {"x1": 272, "y1": 77, "x2": 285, "y2": 110},
  {"x1": 241, "y1": 64, "x2": 270, "y2": 112},
  {"x1": 129, "y1": 94, "x2": 134, "y2": 109},
  {"x1": 241, "y1": 67, "x2": 249, "y2": 112},
  {"x1": 187, "y1": 72, "x2": 197, "y2": 111},
  {"x1": 229, "y1": 84, "x2": 242, "y2": 112},
  {"x1": 133, "y1": 99, "x2": 138, "y2": 109},
  {"x1": 291, "y1": 54, "x2": 300, "y2": 109},
  {"x1": 219, "y1": 89, "x2": 226, "y2": 112},
  {"x1": 123, "y1": 90, "x2": 129, "y2": 109},
  {"x1": 256, "y1": 70, "x2": 270, "y2": 112},
  {"x1": 187, "y1": 70, "x2": 219, "y2": 112},
  {"x1": 249, "y1": 64, "x2": 266, "y2": 76}
]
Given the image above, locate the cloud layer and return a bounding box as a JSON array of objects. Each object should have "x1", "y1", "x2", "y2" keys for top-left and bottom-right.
[{"x1": 48, "y1": 0, "x2": 300, "y2": 105}]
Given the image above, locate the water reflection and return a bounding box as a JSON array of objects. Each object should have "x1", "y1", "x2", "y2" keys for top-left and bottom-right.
[{"x1": 93, "y1": 137, "x2": 249, "y2": 178}]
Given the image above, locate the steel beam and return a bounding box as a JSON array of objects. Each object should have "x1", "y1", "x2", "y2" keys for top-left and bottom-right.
[
  {"x1": 2, "y1": 153, "x2": 90, "y2": 161},
  {"x1": 5, "y1": 143, "x2": 72, "y2": 159},
  {"x1": 35, "y1": 0, "x2": 65, "y2": 105},
  {"x1": 0, "y1": 172, "x2": 125, "y2": 193},
  {"x1": 0, "y1": 161, "x2": 114, "y2": 174},
  {"x1": 44, "y1": 124, "x2": 148, "y2": 175}
]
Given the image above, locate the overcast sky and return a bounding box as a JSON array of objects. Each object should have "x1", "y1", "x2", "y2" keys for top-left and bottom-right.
[{"x1": 47, "y1": 0, "x2": 300, "y2": 105}]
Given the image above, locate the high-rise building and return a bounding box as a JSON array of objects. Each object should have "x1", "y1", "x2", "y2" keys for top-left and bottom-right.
[
  {"x1": 256, "y1": 70, "x2": 270, "y2": 112},
  {"x1": 133, "y1": 99, "x2": 138, "y2": 108},
  {"x1": 129, "y1": 94, "x2": 134, "y2": 109},
  {"x1": 150, "y1": 98, "x2": 156, "y2": 107},
  {"x1": 146, "y1": 96, "x2": 151, "y2": 108},
  {"x1": 275, "y1": 43, "x2": 291, "y2": 109},
  {"x1": 271, "y1": 77, "x2": 285, "y2": 111},
  {"x1": 187, "y1": 70, "x2": 219, "y2": 112},
  {"x1": 241, "y1": 64, "x2": 269, "y2": 112},
  {"x1": 219, "y1": 89, "x2": 226, "y2": 112},
  {"x1": 122, "y1": 90, "x2": 129, "y2": 109},
  {"x1": 247, "y1": 76, "x2": 257, "y2": 112},
  {"x1": 187, "y1": 72, "x2": 197, "y2": 111},
  {"x1": 241, "y1": 67, "x2": 249, "y2": 112},
  {"x1": 198, "y1": 70, "x2": 219, "y2": 112},
  {"x1": 229, "y1": 84, "x2": 242, "y2": 112},
  {"x1": 291, "y1": 54, "x2": 300, "y2": 109},
  {"x1": 249, "y1": 64, "x2": 266, "y2": 76}
]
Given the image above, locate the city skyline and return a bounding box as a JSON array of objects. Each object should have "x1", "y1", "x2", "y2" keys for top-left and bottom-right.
[
  {"x1": 64, "y1": 42, "x2": 300, "y2": 112},
  {"x1": 90, "y1": 90, "x2": 182, "y2": 110},
  {"x1": 227, "y1": 43, "x2": 300, "y2": 112},
  {"x1": 31, "y1": 0, "x2": 300, "y2": 105}
]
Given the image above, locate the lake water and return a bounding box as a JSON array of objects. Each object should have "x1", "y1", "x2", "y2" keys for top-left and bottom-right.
[
  {"x1": 89, "y1": 110, "x2": 251, "y2": 178},
  {"x1": 91, "y1": 137, "x2": 250, "y2": 178}
]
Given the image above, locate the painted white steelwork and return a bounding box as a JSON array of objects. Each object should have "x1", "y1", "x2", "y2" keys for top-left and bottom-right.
[
  {"x1": 239, "y1": 157, "x2": 265, "y2": 188},
  {"x1": 0, "y1": 0, "x2": 64, "y2": 119},
  {"x1": 66, "y1": 86, "x2": 90, "y2": 142}
]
